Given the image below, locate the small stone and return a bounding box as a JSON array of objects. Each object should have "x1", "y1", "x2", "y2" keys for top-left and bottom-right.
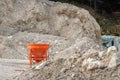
[
  {"x1": 60, "y1": 68, "x2": 67, "y2": 73},
  {"x1": 106, "y1": 46, "x2": 117, "y2": 56}
]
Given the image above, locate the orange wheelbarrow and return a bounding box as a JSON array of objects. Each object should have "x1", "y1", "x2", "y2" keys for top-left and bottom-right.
[{"x1": 27, "y1": 44, "x2": 50, "y2": 67}]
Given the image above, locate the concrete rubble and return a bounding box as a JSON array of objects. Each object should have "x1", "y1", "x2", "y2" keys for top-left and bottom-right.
[{"x1": 0, "y1": 0, "x2": 120, "y2": 80}]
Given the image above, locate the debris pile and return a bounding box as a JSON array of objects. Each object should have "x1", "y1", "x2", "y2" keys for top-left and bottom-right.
[
  {"x1": 0, "y1": 0, "x2": 120, "y2": 80},
  {"x1": 0, "y1": 0, "x2": 102, "y2": 59}
]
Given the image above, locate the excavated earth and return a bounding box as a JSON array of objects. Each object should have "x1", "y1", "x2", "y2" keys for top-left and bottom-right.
[{"x1": 0, "y1": 0, "x2": 120, "y2": 80}]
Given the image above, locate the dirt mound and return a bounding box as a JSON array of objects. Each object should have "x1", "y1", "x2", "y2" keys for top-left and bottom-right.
[
  {"x1": 0, "y1": 0, "x2": 102, "y2": 59},
  {"x1": 0, "y1": 0, "x2": 120, "y2": 80},
  {"x1": 15, "y1": 58, "x2": 120, "y2": 80}
]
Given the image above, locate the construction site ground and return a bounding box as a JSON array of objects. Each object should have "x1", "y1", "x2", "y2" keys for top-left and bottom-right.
[{"x1": 0, "y1": 58, "x2": 29, "y2": 80}]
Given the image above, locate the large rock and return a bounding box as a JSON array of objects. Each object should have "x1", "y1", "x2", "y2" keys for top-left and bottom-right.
[
  {"x1": 0, "y1": 0, "x2": 101, "y2": 41},
  {"x1": 106, "y1": 46, "x2": 120, "y2": 68},
  {"x1": 82, "y1": 58, "x2": 105, "y2": 70},
  {"x1": 0, "y1": 0, "x2": 102, "y2": 59}
]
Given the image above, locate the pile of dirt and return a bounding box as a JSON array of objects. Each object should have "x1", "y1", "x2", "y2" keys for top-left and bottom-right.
[
  {"x1": 0, "y1": 0, "x2": 102, "y2": 59},
  {"x1": 15, "y1": 58, "x2": 120, "y2": 80},
  {"x1": 0, "y1": 0, "x2": 120, "y2": 80}
]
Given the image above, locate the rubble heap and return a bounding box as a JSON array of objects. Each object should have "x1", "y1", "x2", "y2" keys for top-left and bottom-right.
[
  {"x1": 0, "y1": 0, "x2": 101, "y2": 59},
  {"x1": 0, "y1": 0, "x2": 119, "y2": 80}
]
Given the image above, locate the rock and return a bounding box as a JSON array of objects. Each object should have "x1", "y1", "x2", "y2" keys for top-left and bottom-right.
[
  {"x1": 108, "y1": 53, "x2": 117, "y2": 68},
  {"x1": 98, "y1": 51, "x2": 106, "y2": 58},
  {"x1": 0, "y1": 0, "x2": 101, "y2": 40},
  {"x1": 106, "y1": 46, "x2": 117, "y2": 56},
  {"x1": 82, "y1": 58, "x2": 105, "y2": 70},
  {"x1": 54, "y1": 37, "x2": 103, "y2": 60},
  {"x1": 0, "y1": 0, "x2": 103, "y2": 60},
  {"x1": 60, "y1": 68, "x2": 68, "y2": 73},
  {"x1": 114, "y1": 37, "x2": 120, "y2": 51},
  {"x1": 108, "y1": 52, "x2": 120, "y2": 68},
  {"x1": 34, "y1": 61, "x2": 48, "y2": 69},
  {"x1": 100, "y1": 46, "x2": 120, "y2": 68},
  {"x1": 82, "y1": 49, "x2": 99, "y2": 59}
]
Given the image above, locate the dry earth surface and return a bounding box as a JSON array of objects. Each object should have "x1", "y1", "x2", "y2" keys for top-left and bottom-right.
[{"x1": 0, "y1": 59, "x2": 29, "y2": 80}]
